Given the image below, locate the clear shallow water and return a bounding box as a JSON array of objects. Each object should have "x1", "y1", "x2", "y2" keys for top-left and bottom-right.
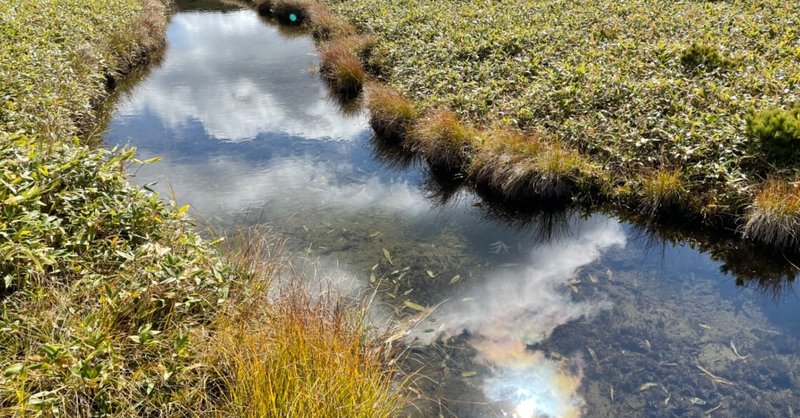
[{"x1": 104, "y1": 5, "x2": 800, "y2": 417}]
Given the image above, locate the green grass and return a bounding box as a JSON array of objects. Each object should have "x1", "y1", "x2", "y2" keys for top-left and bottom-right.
[
  {"x1": 321, "y1": 0, "x2": 800, "y2": 246},
  {"x1": 0, "y1": 0, "x2": 404, "y2": 415},
  {"x1": 747, "y1": 105, "x2": 800, "y2": 166}
]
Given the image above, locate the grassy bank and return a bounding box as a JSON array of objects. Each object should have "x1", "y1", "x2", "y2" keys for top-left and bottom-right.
[
  {"x1": 0, "y1": 0, "x2": 402, "y2": 416},
  {"x1": 307, "y1": 0, "x2": 800, "y2": 250}
]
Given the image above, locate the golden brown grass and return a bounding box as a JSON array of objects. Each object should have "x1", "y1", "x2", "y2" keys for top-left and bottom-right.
[
  {"x1": 209, "y1": 288, "x2": 402, "y2": 418},
  {"x1": 367, "y1": 83, "x2": 419, "y2": 143},
  {"x1": 204, "y1": 228, "x2": 404, "y2": 418},
  {"x1": 408, "y1": 109, "x2": 481, "y2": 172},
  {"x1": 743, "y1": 179, "x2": 800, "y2": 248},
  {"x1": 308, "y1": 3, "x2": 355, "y2": 40},
  {"x1": 131, "y1": 0, "x2": 168, "y2": 54},
  {"x1": 641, "y1": 169, "x2": 687, "y2": 214},
  {"x1": 319, "y1": 38, "x2": 366, "y2": 98},
  {"x1": 470, "y1": 129, "x2": 595, "y2": 200}
]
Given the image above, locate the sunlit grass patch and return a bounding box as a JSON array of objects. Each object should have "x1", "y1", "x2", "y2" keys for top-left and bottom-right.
[
  {"x1": 319, "y1": 38, "x2": 366, "y2": 98},
  {"x1": 409, "y1": 109, "x2": 481, "y2": 172},
  {"x1": 641, "y1": 169, "x2": 687, "y2": 214},
  {"x1": 471, "y1": 128, "x2": 599, "y2": 200},
  {"x1": 0, "y1": 0, "x2": 168, "y2": 139},
  {"x1": 0, "y1": 136, "x2": 243, "y2": 416},
  {"x1": 210, "y1": 285, "x2": 403, "y2": 418},
  {"x1": 367, "y1": 83, "x2": 419, "y2": 143},
  {"x1": 744, "y1": 179, "x2": 800, "y2": 248}
]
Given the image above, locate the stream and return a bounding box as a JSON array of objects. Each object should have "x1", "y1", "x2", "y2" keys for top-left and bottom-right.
[{"x1": 104, "y1": 3, "x2": 800, "y2": 417}]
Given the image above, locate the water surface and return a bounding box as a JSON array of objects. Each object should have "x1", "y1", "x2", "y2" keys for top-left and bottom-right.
[{"x1": 105, "y1": 5, "x2": 800, "y2": 417}]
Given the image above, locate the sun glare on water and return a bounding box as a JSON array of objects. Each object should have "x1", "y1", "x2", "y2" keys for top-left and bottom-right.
[
  {"x1": 515, "y1": 399, "x2": 538, "y2": 418},
  {"x1": 479, "y1": 340, "x2": 584, "y2": 418}
]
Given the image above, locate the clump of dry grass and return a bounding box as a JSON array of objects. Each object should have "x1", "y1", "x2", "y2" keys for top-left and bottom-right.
[
  {"x1": 319, "y1": 38, "x2": 366, "y2": 98},
  {"x1": 743, "y1": 179, "x2": 800, "y2": 248},
  {"x1": 204, "y1": 228, "x2": 405, "y2": 417},
  {"x1": 408, "y1": 109, "x2": 481, "y2": 172},
  {"x1": 641, "y1": 169, "x2": 687, "y2": 214},
  {"x1": 308, "y1": 3, "x2": 355, "y2": 40},
  {"x1": 209, "y1": 288, "x2": 403, "y2": 418},
  {"x1": 132, "y1": 0, "x2": 168, "y2": 52},
  {"x1": 470, "y1": 129, "x2": 594, "y2": 200},
  {"x1": 367, "y1": 83, "x2": 419, "y2": 143}
]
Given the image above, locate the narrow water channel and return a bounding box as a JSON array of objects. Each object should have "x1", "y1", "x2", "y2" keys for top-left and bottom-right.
[{"x1": 104, "y1": 3, "x2": 800, "y2": 417}]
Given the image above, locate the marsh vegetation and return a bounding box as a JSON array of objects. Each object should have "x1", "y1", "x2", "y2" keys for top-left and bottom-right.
[
  {"x1": 0, "y1": 0, "x2": 403, "y2": 416},
  {"x1": 320, "y1": 0, "x2": 800, "y2": 251},
  {"x1": 103, "y1": 5, "x2": 800, "y2": 417}
]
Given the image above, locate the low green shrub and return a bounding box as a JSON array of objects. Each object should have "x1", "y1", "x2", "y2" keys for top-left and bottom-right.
[
  {"x1": 747, "y1": 105, "x2": 800, "y2": 165},
  {"x1": 680, "y1": 43, "x2": 736, "y2": 73}
]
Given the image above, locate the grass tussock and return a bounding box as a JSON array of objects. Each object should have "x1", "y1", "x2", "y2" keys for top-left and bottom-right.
[
  {"x1": 307, "y1": 3, "x2": 355, "y2": 40},
  {"x1": 744, "y1": 180, "x2": 800, "y2": 248},
  {"x1": 367, "y1": 83, "x2": 419, "y2": 143},
  {"x1": 641, "y1": 169, "x2": 687, "y2": 214},
  {"x1": 209, "y1": 282, "x2": 402, "y2": 418},
  {"x1": 319, "y1": 38, "x2": 366, "y2": 98},
  {"x1": 409, "y1": 109, "x2": 481, "y2": 172},
  {"x1": 471, "y1": 130, "x2": 596, "y2": 200}
]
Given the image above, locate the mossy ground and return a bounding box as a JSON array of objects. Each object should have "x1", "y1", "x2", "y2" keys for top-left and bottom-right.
[
  {"x1": 0, "y1": 0, "x2": 403, "y2": 415},
  {"x1": 320, "y1": 0, "x2": 800, "y2": 248}
]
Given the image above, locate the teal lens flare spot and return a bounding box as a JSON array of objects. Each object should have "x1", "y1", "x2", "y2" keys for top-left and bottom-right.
[{"x1": 289, "y1": 13, "x2": 298, "y2": 22}]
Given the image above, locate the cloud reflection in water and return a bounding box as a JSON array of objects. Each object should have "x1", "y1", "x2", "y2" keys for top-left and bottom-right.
[
  {"x1": 131, "y1": 155, "x2": 431, "y2": 220},
  {"x1": 417, "y1": 217, "x2": 626, "y2": 417},
  {"x1": 115, "y1": 10, "x2": 366, "y2": 142}
]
